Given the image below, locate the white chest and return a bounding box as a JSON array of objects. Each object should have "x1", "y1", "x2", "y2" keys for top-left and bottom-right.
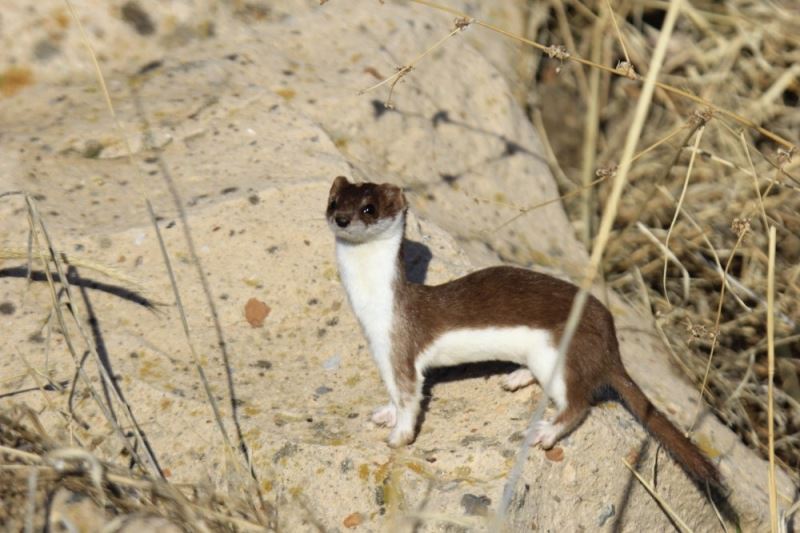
[{"x1": 335, "y1": 232, "x2": 401, "y2": 359}]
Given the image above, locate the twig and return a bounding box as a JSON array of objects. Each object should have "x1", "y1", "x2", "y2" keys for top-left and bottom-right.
[
  {"x1": 145, "y1": 201, "x2": 233, "y2": 453},
  {"x1": 583, "y1": 0, "x2": 683, "y2": 287},
  {"x1": 494, "y1": 2, "x2": 685, "y2": 528},
  {"x1": 63, "y1": 0, "x2": 138, "y2": 172},
  {"x1": 0, "y1": 247, "x2": 148, "y2": 296},
  {"x1": 612, "y1": 118, "x2": 704, "y2": 246},
  {"x1": 494, "y1": 119, "x2": 689, "y2": 233},
  {"x1": 605, "y1": 0, "x2": 632, "y2": 65},
  {"x1": 579, "y1": 15, "x2": 603, "y2": 247},
  {"x1": 636, "y1": 222, "x2": 690, "y2": 302},
  {"x1": 738, "y1": 131, "x2": 769, "y2": 231},
  {"x1": 22, "y1": 195, "x2": 157, "y2": 476},
  {"x1": 662, "y1": 125, "x2": 705, "y2": 307},
  {"x1": 143, "y1": 200, "x2": 271, "y2": 525},
  {"x1": 492, "y1": 396, "x2": 548, "y2": 530},
  {"x1": 407, "y1": 0, "x2": 796, "y2": 150},
  {"x1": 552, "y1": 0, "x2": 589, "y2": 98},
  {"x1": 130, "y1": 86, "x2": 266, "y2": 516},
  {"x1": 767, "y1": 225, "x2": 778, "y2": 533},
  {"x1": 492, "y1": 174, "x2": 607, "y2": 232},
  {"x1": 360, "y1": 24, "x2": 466, "y2": 107},
  {"x1": 622, "y1": 460, "x2": 695, "y2": 533},
  {"x1": 689, "y1": 226, "x2": 748, "y2": 431},
  {"x1": 24, "y1": 467, "x2": 37, "y2": 533},
  {"x1": 531, "y1": 107, "x2": 576, "y2": 188},
  {"x1": 654, "y1": 185, "x2": 753, "y2": 311}
]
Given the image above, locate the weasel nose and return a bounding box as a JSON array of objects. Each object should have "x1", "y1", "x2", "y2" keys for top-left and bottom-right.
[{"x1": 335, "y1": 216, "x2": 350, "y2": 228}]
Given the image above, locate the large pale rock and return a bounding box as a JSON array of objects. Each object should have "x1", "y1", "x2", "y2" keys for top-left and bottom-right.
[{"x1": 0, "y1": 1, "x2": 794, "y2": 531}]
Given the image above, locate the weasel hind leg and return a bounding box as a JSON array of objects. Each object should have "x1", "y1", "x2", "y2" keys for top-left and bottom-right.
[
  {"x1": 502, "y1": 367, "x2": 535, "y2": 391},
  {"x1": 531, "y1": 402, "x2": 589, "y2": 449}
]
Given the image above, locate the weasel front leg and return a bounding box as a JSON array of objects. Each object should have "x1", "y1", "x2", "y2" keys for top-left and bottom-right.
[
  {"x1": 369, "y1": 349, "x2": 402, "y2": 429},
  {"x1": 387, "y1": 372, "x2": 423, "y2": 448}
]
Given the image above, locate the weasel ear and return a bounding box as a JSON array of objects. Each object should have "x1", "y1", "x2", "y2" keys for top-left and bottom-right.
[
  {"x1": 330, "y1": 176, "x2": 349, "y2": 196},
  {"x1": 381, "y1": 183, "x2": 407, "y2": 212}
]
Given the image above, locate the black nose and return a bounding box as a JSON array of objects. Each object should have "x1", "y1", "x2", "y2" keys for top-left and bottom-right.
[{"x1": 335, "y1": 216, "x2": 350, "y2": 228}]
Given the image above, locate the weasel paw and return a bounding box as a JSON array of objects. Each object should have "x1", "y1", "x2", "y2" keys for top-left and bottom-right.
[
  {"x1": 387, "y1": 426, "x2": 415, "y2": 448},
  {"x1": 371, "y1": 404, "x2": 397, "y2": 428},
  {"x1": 502, "y1": 368, "x2": 535, "y2": 391},
  {"x1": 531, "y1": 419, "x2": 561, "y2": 449}
]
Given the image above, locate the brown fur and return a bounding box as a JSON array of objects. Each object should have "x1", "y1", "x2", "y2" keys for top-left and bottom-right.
[
  {"x1": 328, "y1": 176, "x2": 722, "y2": 490},
  {"x1": 327, "y1": 176, "x2": 406, "y2": 229}
]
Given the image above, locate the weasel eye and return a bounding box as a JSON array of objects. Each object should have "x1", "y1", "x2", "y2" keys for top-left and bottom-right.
[
  {"x1": 328, "y1": 200, "x2": 337, "y2": 211},
  {"x1": 361, "y1": 204, "x2": 376, "y2": 216}
]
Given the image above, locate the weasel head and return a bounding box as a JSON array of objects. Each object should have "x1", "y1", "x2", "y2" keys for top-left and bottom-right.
[{"x1": 326, "y1": 176, "x2": 407, "y2": 244}]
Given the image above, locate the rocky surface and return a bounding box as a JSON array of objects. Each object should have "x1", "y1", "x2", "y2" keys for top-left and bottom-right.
[{"x1": 0, "y1": 1, "x2": 795, "y2": 531}]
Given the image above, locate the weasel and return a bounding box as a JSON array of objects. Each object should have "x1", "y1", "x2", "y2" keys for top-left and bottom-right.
[{"x1": 326, "y1": 175, "x2": 720, "y2": 488}]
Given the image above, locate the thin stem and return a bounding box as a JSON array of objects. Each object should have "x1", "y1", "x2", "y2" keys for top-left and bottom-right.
[
  {"x1": 689, "y1": 229, "x2": 747, "y2": 432},
  {"x1": 406, "y1": 0, "x2": 796, "y2": 150},
  {"x1": 360, "y1": 25, "x2": 465, "y2": 106},
  {"x1": 662, "y1": 125, "x2": 706, "y2": 306},
  {"x1": 766, "y1": 226, "x2": 778, "y2": 533},
  {"x1": 605, "y1": 0, "x2": 632, "y2": 64}
]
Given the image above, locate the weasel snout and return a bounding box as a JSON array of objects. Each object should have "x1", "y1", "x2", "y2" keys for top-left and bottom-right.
[{"x1": 326, "y1": 176, "x2": 408, "y2": 243}]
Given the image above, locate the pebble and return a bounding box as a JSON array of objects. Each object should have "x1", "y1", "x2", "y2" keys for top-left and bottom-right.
[
  {"x1": 597, "y1": 503, "x2": 615, "y2": 526},
  {"x1": 460, "y1": 493, "x2": 491, "y2": 516},
  {"x1": 323, "y1": 355, "x2": 341, "y2": 371},
  {"x1": 315, "y1": 386, "x2": 333, "y2": 397}
]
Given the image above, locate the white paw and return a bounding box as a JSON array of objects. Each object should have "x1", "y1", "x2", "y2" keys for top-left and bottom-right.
[
  {"x1": 502, "y1": 368, "x2": 535, "y2": 391},
  {"x1": 531, "y1": 419, "x2": 561, "y2": 449},
  {"x1": 371, "y1": 404, "x2": 397, "y2": 428},
  {"x1": 387, "y1": 426, "x2": 415, "y2": 448}
]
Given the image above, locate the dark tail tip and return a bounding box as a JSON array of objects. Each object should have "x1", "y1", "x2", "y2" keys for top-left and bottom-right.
[
  {"x1": 609, "y1": 370, "x2": 742, "y2": 525},
  {"x1": 610, "y1": 372, "x2": 723, "y2": 482},
  {"x1": 707, "y1": 481, "x2": 740, "y2": 527}
]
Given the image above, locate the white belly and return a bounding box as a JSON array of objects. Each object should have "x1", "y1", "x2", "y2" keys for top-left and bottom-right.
[{"x1": 415, "y1": 326, "x2": 567, "y2": 408}]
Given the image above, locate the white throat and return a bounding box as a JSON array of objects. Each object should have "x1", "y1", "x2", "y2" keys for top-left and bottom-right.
[{"x1": 334, "y1": 216, "x2": 404, "y2": 401}]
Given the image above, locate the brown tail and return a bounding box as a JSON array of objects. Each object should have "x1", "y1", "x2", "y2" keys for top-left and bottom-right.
[{"x1": 610, "y1": 370, "x2": 721, "y2": 488}]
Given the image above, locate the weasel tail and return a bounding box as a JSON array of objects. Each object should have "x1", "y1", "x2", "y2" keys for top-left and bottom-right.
[
  {"x1": 326, "y1": 175, "x2": 729, "y2": 508},
  {"x1": 609, "y1": 369, "x2": 720, "y2": 486}
]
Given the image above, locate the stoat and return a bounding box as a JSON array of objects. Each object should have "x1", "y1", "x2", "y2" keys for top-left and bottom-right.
[{"x1": 326, "y1": 175, "x2": 720, "y2": 488}]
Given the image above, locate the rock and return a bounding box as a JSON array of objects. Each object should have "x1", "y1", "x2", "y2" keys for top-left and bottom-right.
[
  {"x1": 0, "y1": 1, "x2": 794, "y2": 531},
  {"x1": 460, "y1": 493, "x2": 492, "y2": 517},
  {"x1": 544, "y1": 446, "x2": 564, "y2": 462},
  {"x1": 322, "y1": 355, "x2": 341, "y2": 371},
  {"x1": 342, "y1": 511, "x2": 363, "y2": 528},
  {"x1": 597, "y1": 503, "x2": 615, "y2": 527},
  {"x1": 244, "y1": 297, "x2": 270, "y2": 327},
  {"x1": 315, "y1": 386, "x2": 333, "y2": 397}
]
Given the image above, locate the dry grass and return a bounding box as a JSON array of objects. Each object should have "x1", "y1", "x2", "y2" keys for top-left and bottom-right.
[
  {"x1": 1, "y1": 0, "x2": 798, "y2": 530},
  {"x1": 0, "y1": 3, "x2": 272, "y2": 528},
  {"x1": 521, "y1": 0, "x2": 799, "y2": 484},
  {"x1": 0, "y1": 191, "x2": 275, "y2": 530},
  {"x1": 399, "y1": 0, "x2": 799, "y2": 490},
  {"x1": 377, "y1": 0, "x2": 798, "y2": 527},
  {"x1": 0, "y1": 406, "x2": 266, "y2": 531},
  {"x1": 495, "y1": 1, "x2": 685, "y2": 526}
]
